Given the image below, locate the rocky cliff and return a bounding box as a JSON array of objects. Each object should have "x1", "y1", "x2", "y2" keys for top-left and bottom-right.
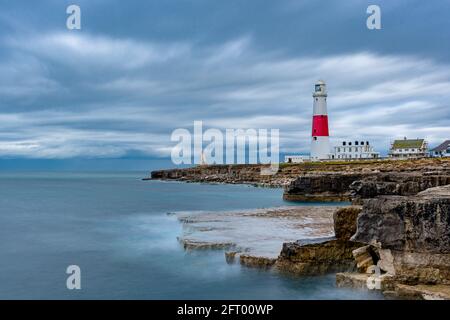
[
  {"x1": 148, "y1": 159, "x2": 450, "y2": 193},
  {"x1": 352, "y1": 185, "x2": 450, "y2": 285},
  {"x1": 149, "y1": 164, "x2": 293, "y2": 187},
  {"x1": 283, "y1": 162, "x2": 450, "y2": 202},
  {"x1": 349, "y1": 171, "x2": 450, "y2": 203},
  {"x1": 283, "y1": 173, "x2": 368, "y2": 201}
]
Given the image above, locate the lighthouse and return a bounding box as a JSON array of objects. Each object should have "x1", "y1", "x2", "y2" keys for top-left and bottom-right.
[{"x1": 310, "y1": 80, "x2": 330, "y2": 160}]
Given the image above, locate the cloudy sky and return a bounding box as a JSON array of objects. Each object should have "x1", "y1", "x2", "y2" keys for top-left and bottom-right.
[{"x1": 0, "y1": 0, "x2": 449, "y2": 169}]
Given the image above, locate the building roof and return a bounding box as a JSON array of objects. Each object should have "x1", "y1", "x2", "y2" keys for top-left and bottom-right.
[
  {"x1": 392, "y1": 139, "x2": 424, "y2": 149},
  {"x1": 431, "y1": 140, "x2": 450, "y2": 152}
]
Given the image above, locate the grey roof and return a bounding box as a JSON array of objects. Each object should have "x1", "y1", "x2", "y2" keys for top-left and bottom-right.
[{"x1": 431, "y1": 140, "x2": 450, "y2": 152}]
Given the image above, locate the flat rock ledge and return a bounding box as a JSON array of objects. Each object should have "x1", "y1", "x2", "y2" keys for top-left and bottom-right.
[
  {"x1": 225, "y1": 252, "x2": 277, "y2": 269},
  {"x1": 336, "y1": 272, "x2": 396, "y2": 291},
  {"x1": 175, "y1": 206, "x2": 337, "y2": 267},
  {"x1": 176, "y1": 205, "x2": 368, "y2": 275},
  {"x1": 389, "y1": 284, "x2": 450, "y2": 300}
]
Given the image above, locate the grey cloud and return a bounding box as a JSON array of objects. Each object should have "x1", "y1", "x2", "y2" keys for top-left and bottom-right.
[{"x1": 0, "y1": 28, "x2": 449, "y2": 158}]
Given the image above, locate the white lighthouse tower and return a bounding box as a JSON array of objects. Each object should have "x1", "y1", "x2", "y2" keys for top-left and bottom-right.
[{"x1": 310, "y1": 80, "x2": 330, "y2": 160}]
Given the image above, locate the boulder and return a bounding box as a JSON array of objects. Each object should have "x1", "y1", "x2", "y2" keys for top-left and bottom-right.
[{"x1": 352, "y1": 245, "x2": 378, "y2": 273}]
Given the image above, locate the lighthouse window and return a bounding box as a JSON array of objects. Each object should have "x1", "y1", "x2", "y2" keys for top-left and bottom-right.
[{"x1": 315, "y1": 85, "x2": 321, "y2": 92}]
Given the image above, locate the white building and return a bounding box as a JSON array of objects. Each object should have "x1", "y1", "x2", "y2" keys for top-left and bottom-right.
[
  {"x1": 284, "y1": 155, "x2": 308, "y2": 163},
  {"x1": 430, "y1": 140, "x2": 450, "y2": 157},
  {"x1": 388, "y1": 137, "x2": 428, "y2": 159},
  {"x1": 330, "y1": 140, "x2": 379, "y2": 160}
]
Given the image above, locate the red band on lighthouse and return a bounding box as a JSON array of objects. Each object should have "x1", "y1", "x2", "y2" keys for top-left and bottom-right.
[{"x1": 312, "y1": 115, "x2": 329, "y2": 136}]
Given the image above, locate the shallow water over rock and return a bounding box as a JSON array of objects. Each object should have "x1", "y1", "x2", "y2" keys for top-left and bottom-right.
[{"x1": 176, "y1": 206, "x2": 338, "y2": 259}]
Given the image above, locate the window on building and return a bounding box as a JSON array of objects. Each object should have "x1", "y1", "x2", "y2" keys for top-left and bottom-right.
[
  {"x1": 405, "y1": 149, "x2": 409, "y2": 152},
  {"x1": 343, "y1": 142, "x2": 346, "y2": 146},
  {"x1": 313, "y1": 137, "x2": 317, "y2": 141},
  {"x1": 337, "y1": 148, "x2": 340, "y2": 152},
  {"x1": 355, "y1": 141, "x2": 359, "y2": 145},
  {"x1": 349, "y1": 142, "x2": 352, "y2": 146},
  {"x1": 366, "y1": 141, "x2": 369, "y2": 145},
  {"x1": 361, "y1": 141, "x2": 364, "y2": 145}
]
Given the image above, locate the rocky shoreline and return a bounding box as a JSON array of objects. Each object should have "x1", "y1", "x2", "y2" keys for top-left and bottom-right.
[{"x1": 149, "y1": 158, "x2": 450, "y2": 299}]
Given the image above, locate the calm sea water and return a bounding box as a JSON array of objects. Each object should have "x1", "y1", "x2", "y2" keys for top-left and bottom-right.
[{"x1": 0, "y1": 172, "x2": 383, "y2": 299}]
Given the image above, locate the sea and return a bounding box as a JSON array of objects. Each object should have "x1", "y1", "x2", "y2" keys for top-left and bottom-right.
[{"x1": 0, "y1": 171, "x2": 383, "y2": 299}]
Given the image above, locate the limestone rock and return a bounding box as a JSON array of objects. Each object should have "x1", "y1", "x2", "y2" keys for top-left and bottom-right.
[
  {"x1": 352, "y1": 184, "x2": 450, "y2": 285},
  {"x1": 275, "y1": 237, "x2": 363, "y2": 275},
  {"x1": 393, "y1": 284, "x2": 450, "y2": 300},
  {"x1": 283, "y1": 173, "x2": 366, "y2": 202},
  {"x1": 333, "y1": 206, "x2": 362, "y2": 240},
  {"x1": 239, "y1": 255, "x2": 277, "y2": 268},
  {"x1": 352, "y1": 245, "x2": 377, "y2": 273},
  {"x1": 336, "y1": 272, "x2": 396, "y2": 291},
  {"x1": 377, "y1": 248, "x2": 396, "y2": 275},
  {"x1": 352, "y1": 185, "x2": 450, "y2": 253},
  {"x1": 349, "y1": 172, "x2": 450, "y2": 202}
]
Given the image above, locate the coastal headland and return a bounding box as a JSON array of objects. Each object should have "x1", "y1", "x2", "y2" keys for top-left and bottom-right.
[{"x1": 148, "y1": 158, "x2": 450, "y2": 299}]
